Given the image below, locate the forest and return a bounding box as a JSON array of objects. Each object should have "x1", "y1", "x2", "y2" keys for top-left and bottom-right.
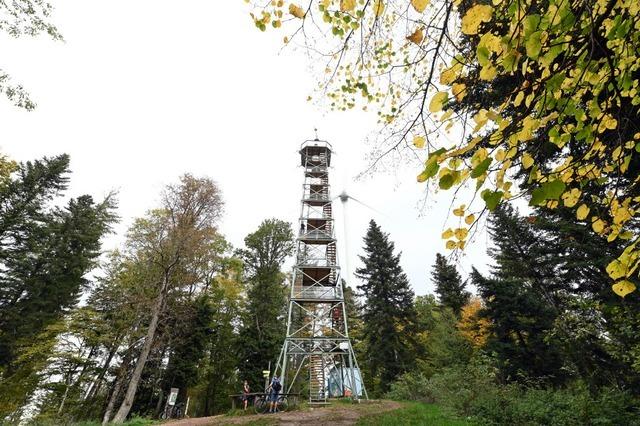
[
  {"x1": 0, "y1": 151, "x2": 638, "y2": 425},
  {"x1": 2, "y1": 0, "x2": 640, "y2": 424}
]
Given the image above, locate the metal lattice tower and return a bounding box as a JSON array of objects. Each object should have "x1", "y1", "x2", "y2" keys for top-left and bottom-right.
[{"x1": 274, "y1": 139, "x2": 368, "y2": 404}]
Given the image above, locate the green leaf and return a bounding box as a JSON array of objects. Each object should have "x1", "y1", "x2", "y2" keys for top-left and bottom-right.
[
  {"x1": 439, "y1": 173, "x2": 455, "y2": 190},
  {"x1": 529, "y1": 180, "x2": 566, "y2": 206},
  {"x1": 471, "y1": 158, "x2": 492, "y2": 178},
  {"x1": 477, "y1": 46, "x2": 490, "y2": 67},
  {"x1": 481, "y1": 190, "x2": 503, "y2": 211},
  {"x1": 523, "y1": 14, "x2": 541, "y2": 37},
  {"x1": 422, "y1": 161, "x2": 440, "y2": 180},
  {"x1": 525, "y1": 31, "x2": 542, "y2": 59},
  {"x1": 501, "y1": 51, "x2": 518, "y2": 72}
]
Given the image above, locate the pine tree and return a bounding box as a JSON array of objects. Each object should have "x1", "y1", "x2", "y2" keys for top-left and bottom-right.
[
  {"x1": 355, "y1": 220, "x2": 416, "y2": 394},
  {"x1": 430, "y1": 253, "x2": 470, "y2": 316}
]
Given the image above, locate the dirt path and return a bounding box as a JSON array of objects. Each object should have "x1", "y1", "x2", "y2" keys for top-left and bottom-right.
[{"x1": 165, "y1": 400, "x2": 402, "y2": 426}]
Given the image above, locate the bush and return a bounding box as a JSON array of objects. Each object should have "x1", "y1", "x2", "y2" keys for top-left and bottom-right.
[{"x1": 387, "y1": 356, "x2": 640, "y2": 425}]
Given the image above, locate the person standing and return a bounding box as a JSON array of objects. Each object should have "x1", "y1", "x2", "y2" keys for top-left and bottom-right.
[
  {"x1": 267, "y1": 376, "x2": 282, "y2": 413},
  {"x1": 241, "y1": 380, "x2": 251, "y2": 410}
]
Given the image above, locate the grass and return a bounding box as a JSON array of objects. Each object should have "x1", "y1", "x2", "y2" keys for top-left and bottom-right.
[
  {"x1": 356, "y1": 402, "x2": 473, "y2": 426},
  {"x1": 79, "y1": 418, "x2": 156, "y2": 426},
  {"x1": 59, "y1": 416, "x2": 156, "y2": 426},
  {"x1": 241, "y1": 419, "x2": 277, "y2": 426}
]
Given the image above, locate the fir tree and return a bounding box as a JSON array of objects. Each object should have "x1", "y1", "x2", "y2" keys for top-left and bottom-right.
[
  {"x1": 472, "y1": 205, "x2": 566, "y2": 385},
  {"x1": 355, "y1": 220, "x2": 416, "y2": 393},
  {"x1": 430, "y1": 253, "x2": 470, "y2": 316},
  {"x1": 0, "y1": 155, "x2": 116, "y2": 418}
]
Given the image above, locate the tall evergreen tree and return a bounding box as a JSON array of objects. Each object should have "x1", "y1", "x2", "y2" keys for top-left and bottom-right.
[
  {"x1": 355, "y1": 220, "x2": 416, "y2": 394},
  {"x1": 0, "y1": 155, "x2": 116, "y2": 418},
  {"x1": 236, "y1": 219, "x2": 295, "y2": 389},
  {"x1": 471, "y1": 205, "x2": 567, "y2": 385},
  {"x1": 430, "y1": 253, "x2": 470, "y2": 316}
]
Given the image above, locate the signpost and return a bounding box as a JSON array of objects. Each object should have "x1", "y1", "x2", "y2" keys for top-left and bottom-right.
[{"x1": 168, "y1": 388, "x2": 179, "y2": 406}]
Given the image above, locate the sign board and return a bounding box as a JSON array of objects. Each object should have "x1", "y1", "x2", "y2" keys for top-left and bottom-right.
[
  {"x1": 262, "y1": 370, "x2": 270, "y2": 378},
  {"x1": 168, "y1": 388, "x2": 179, "y2": 406}
]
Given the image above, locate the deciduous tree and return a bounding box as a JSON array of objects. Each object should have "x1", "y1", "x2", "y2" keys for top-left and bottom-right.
[
  {"x1": 236, "y1": 219, "x2": 295, "y2": 389},
  {"x1": 246, "y1": 0, "x2": 640, "y2": 296}
]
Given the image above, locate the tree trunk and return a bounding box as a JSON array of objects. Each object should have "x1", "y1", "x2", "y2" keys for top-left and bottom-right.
[
  {"x1": 154, "y1": 388, "x2": 164, "y2": 418},
  {"x1": 102, "y1": 343, "x2": 134, "y2": 425},
  {"x1": 111, "y1": 274, "x2": 169, "y2": 423},
  {"x1": 57, "y1": 374, "x2": 72, "y2": 415},
  {"x1": 85, "y1": 342, "x2": 118, "y2": 402}
]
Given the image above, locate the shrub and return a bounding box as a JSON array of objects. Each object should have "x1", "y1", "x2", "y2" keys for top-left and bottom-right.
[{"x1": 387, "y1": 356, "x2": 640, "y2": 425}]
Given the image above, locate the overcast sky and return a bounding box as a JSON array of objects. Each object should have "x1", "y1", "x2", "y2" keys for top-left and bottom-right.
[{"x1": 0, "y1": 1, "x2": 492, "y2": 295}]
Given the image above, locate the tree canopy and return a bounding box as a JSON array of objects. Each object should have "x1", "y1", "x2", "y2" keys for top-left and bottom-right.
[{"x1": 247, "y1": 0, "x2": 640, "y2": 297}]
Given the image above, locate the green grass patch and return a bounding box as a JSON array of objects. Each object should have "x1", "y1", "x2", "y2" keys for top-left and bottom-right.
[
  {"x1": 64, "y1": 416, "x2": 156, "y2": 426},
  {"x1": 356, "y1": 402, "x2": 472, "y2": 426},
  {"x1": 241, "y1": 419, "x2": 277, "y2": 426}
]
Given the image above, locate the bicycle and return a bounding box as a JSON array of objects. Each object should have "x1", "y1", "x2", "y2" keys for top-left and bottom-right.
[
  {"x1": 253, "y1": 394, "x2": 288, "y2": 414},
  {"x1": 159, "y1": 402, "x2": 185, "y2": 419}
]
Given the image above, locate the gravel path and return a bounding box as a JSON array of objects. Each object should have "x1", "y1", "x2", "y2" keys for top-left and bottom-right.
[{"x1": 165, "y1": 400, "x2": 402, "y2": 426}]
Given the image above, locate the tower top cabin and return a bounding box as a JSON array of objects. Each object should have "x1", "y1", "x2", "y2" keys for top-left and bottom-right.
[{"x1": 300, "y1": 139, "x2": 332, "y2": 167}]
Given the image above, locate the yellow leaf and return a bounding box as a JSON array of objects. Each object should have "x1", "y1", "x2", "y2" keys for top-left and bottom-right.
[
  {"x1": 453, "y1": 205, "x2": 466, "y2": 217},
  {"x1": 340, "y1": 0, "x2": 355, "y2": 12},
  {"x1": 446, "y1": 240, "x2": 457, "y2": 249},
  {"x1": 606, "y1": 259, "x2": 627, "y2": 280},
  {"x1": 411, "y1": 0, "x2": 430, "y2": 13},
  {"x1": 592, "y1": 218, "x2": 606, "y2": 234},
  {"x1": 465, "y1": 214, "x2": 475, "y2": 225},
  {"x1": 406, "y1": 28, "x2": 424, "y2": 44},
  {"x1": 289, "y1": 3, "x2": 305, "y2": 18},
  {"x1": 442, "y1": 228, "x2": 454, "y2": 239},
  {"x1": 461, "y1": 4, "x2": 493, "y2": 35},
  {"x1": 413, "y1": 135, "x2": 426, "y2": 148},
  {"x1": 576, "y1": 204, "x2": 590, "y2": 220},
  {"x1": 429, "y1": 92, "x2": 448, "y2": 113},
  {"x1": 522, "y1": 152, "x2": 534, "y2": 169},
  {"x1": 612, "y1": 280, "x2": 636, "y2": 297},
  {"x1": 457, "y1": 240, "x2": 466, "y2": 249},
  {"x1": 321, "y1": 0, "x2": 332, "y2": 8},
  {"x1": 454, "y1": 228, "x2": 468, "y2": 240},
  {"x1": 478, "y1": 32, "x2": 503, "y2": 54},
  {"x1": 479, "y1": 64, "x2": 497, "y2": 80},
  {"x1": 440, "y1": 61, "x2": 463, "y2": 85},
  {"x1": 452, "y1": 83, "x2": 467, "y2": 101},
  {"x1": 373, "y1": 0, "x2": 385, "y2": 16},
  {"x1": 513, "y1": 92, "x2": 525, "y2": 107},
  {"x1": 561, "y1": 188, "x2": 581, "y2": 208}
]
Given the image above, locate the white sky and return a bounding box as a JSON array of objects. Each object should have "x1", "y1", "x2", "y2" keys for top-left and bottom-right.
[{"x1": 0, "y1": 1, "x2": 491, "y2": 295}]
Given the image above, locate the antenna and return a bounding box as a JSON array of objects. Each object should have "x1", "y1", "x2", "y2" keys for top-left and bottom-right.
[{"x1": 314, "y1": 127, "x2": 319, "y2": 141}]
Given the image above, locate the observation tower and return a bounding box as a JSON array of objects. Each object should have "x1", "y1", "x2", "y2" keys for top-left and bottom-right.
[{"x1": 274, "y1": 139, "x2": 367, "y2": 404}]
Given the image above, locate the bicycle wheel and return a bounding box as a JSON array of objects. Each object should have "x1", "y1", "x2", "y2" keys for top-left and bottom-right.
[
  {"x1": 254, "y1": 396, "x2": 267, "y2": 414},
  {"x1": 276, "y1": 396, "x2": 288, "y2": 412}
]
